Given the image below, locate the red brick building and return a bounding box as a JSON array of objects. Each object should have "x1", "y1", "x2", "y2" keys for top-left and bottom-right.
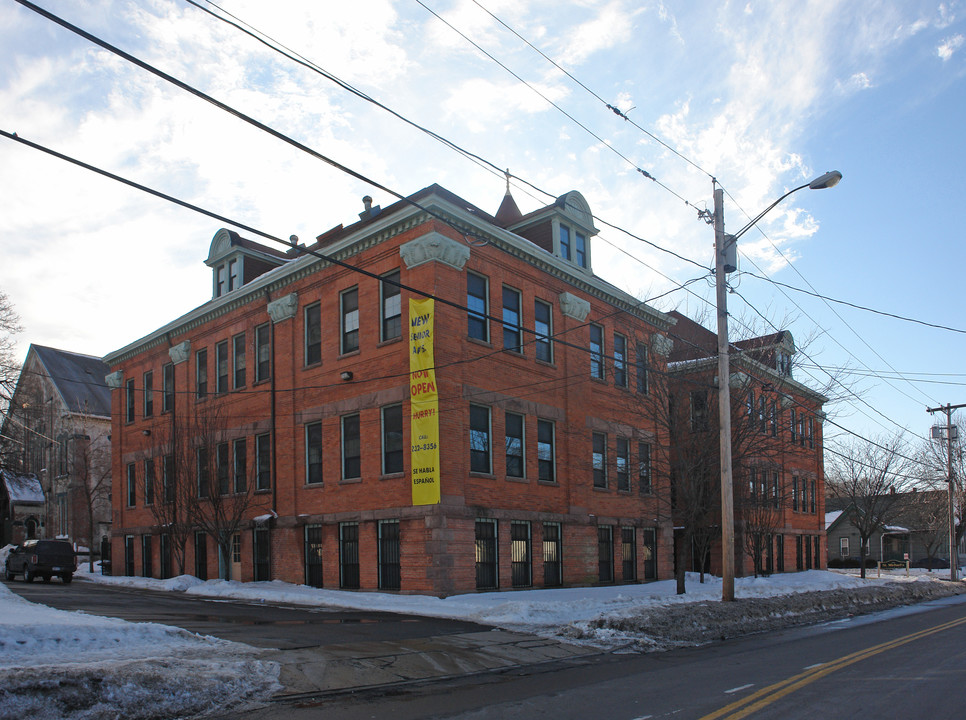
[
  {"x1": 104, "y1": 185, "x2": 681, "y2": 595},
  {"x1": 667, "y1": 311, "x2": 827, "y2": 576}
]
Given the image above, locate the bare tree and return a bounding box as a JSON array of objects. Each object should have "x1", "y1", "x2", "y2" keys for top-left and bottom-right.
[
  {"x1": 827, "y1": 433, "x2": 913, "y2": 578},
  {"x1": 735, "y1": 465, "x2": 786, "y2": 577},
  {"x1": 71, "y1": 423, "x2": 112, "y2": 572},
  {"x1": 905, "y1": 490, "x2": 948, "y2": 567},
  {"x1": 0, "y1": 289, "x2": 23, "y2": 466},
  {"x1": 182, "y1": 401, "x2": 263, "y2": 581},
  {"x1": 915, "y1": 418, "x2": 965, "y2": 552}
]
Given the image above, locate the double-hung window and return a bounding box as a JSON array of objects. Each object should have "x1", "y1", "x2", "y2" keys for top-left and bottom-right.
[
  {"x1": 616, "y1": 437, "x2": 630, "y2": 491},
  {"x1": 233, "y1": 438, "x2": 247, "y2": 493},
  {"x1": 216, "y1": 340, "x2": 229, "y2": 394},
  {"x1": 590, "y1": 324, "x2": 604, "y2": 379},
  {"x1": 197, "y1": 447, "x2": 210, "y2": 498},
  {"x1": 593, "y1": 432, "x2": 607, "y2": 488},
  {"x1": 560, "y1": 225, "x2": 572, "y2": 261},
  {"x1": 382, "y1": 404, "x2": 404, "y2": 474},
  {"x1": 467, "y1": 272, "x2": 489, "y2": 341},
  {"x1": 341, "y1": 287, "x2": 359, "y2": 354},
  {"x1": 143, "y1": 371, "x2": 153, "y2": 417},
  {"x1": 216, "y1": 442, "x2": 230, "y2": 495},
  {"x1": 125, "y1": 379, "x2": 135, "y2": 423},
  {"x1": 469, "y1": 405, "x2": 491, "y2": 474},
  {"x1": 305, "y1": 302, "x2": 322, "y2": 365},
  {"x1": 636, "y1": 342, "x2": 649, "y2": 394},
  {"x1": 381, "y1": 270, "x2": 402, "y2": 341},
  {"x1": 502, "y1": 286, "x2": 522, "y2": 351},
  {"x1": 255, "y1": 324, "x2": 271, "y2": 382},
  {"x1": 537, "y1": 420, "x2": 555, "y2": 482},
  {"x1": 195, "y1": 349, "x2": 208, "y2": 399},
  {"x1": 162, "y1": 363, "x2": 174, "y2": 413},
  {"x1": 232, "y1": 333, "x2": 246, "y2": 388},
  {"x1": 575, "y1": 231, "x2": 587, "y2": 268},
  {"x1": 505, "y1": 412, "x2": 525, "y2": 478},
  {"x1": 534, "y1": 299, "x2": 553, "y2": 363},
  {"x1": 614, "y1": 333, "x2": 627, "y2": 387},
  {"x1": 306, "y1": 422, "x2": 323, "y2": 485},
  {"x1": 126, "y1": 463, "x2": 136, "y2": 506},
  {"x1": 638, "y1": 442, "x2": 652, "y2": 494},
  {"x1": 255, "y1": 433, "x2": 271, "y2": 491},
  {"x1": 342, "y1": 414, "x2": 361, "y2": 480}
]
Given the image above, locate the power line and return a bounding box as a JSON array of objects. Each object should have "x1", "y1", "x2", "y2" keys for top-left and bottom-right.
[
  {"x1": 413, "y1": 0, "x2": 699, "y2": 211},
  {"x1": 743, "y1": 271, "x2": 966, "y2": 335},
  {"x1": 466, "y1": 0, "x2": 716, "y2": 182}
]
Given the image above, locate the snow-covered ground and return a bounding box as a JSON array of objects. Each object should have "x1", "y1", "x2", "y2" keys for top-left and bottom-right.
[{"x1": 1, "y1": 541, "x2": 961, "y2": 720}]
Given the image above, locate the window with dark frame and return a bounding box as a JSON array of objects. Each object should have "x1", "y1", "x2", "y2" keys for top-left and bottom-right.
[
  {"x1": 124, "y1": 536, "x2": 135, "y2": 577},
  {"x1": 616, "y1": 437, "x2": 630, "y2": 491},
  {"x1": 593, "y1": 432, "x2": 607, "y2": 488},
  {"x1": 621, "y1": 526, "x2": 636, "y2": 582},
  {"x1": 690, "y1": 390, "x2": 709, "y2": 432},
  {"x1": 467, "y1": 272, "x2": 489, "y2": 341},
  {"x1": 543, "y1": 522, "x2": 562, "y2": 586},
  {"x1": 304, "y1": 524, "x2": 323, "y2": 588},
  {"x1": 162, "y1": 362, "x2": 174, "y2": 413},
  {"x1": 143, "y1": 371, "x2": 153, "y2": 417},
  {"x1": 162, "y1": 454, "x2": 174, "y2": 503},
  {"x1": 255, "y1": 324, "x2": 271, "y2": 382},
  {"x1": 342, "y1": 414, "x2": 361, "y2": 480},
  {"x1": 575, "y1": 231, "x2": 587, "y2": 268},
  {"x1": 125, "y1": 379, "x2": 135, "y2": 423},
  {"x1": 381, "y1": 270, "x2": 402, "y2": 342},
  {"x1": 589, "y1": 324, "x2": 604, "y2": 379},
  {"x1": 126, "y1": 463, "x2": 136, "y2": 507},
  {"x1": 537, "y1": 420, "x2": 555, "y2": 483},
  {"x1": 378, "y1": 520, "x2": 401, "y2": 591},
  {"x1": 560, "y1": 225, "x2": 572, "y2": 261},
  {"x1": 305, "y1": 302, "x2": 322, "y2": 365},
  {"x1": 253, "y1": 527, "x2": 270, "y2": 581},
  {"x1": 475, "y1": 519, "x2": 498, "y2": 589},
  {"x1": 306, "y1": 422, "x2": 323, "y2": 485},
  {"x1": 216, "y1": 340, "x2": 229, "y2": 394},
  {"x1": 638, "y1": 442, "x2": 652, "y2": 494},
  {"x1": 502, "y1": 286, "x2": 522, "y2": 351},
  {"x1": 197, "y1": 447, "x2": 210, "y2": 498},
  {"x1": 141, "y1": 535, "x2": 152, "y2": 578},
  {"x1": 636, "y1": 342, "x2": 649, "y2": 394},
  {"x1": 511, "y1": 521, "x2": 532, "y2": 588},
  {"x1": 505, "y1": 412, "x2": 525, "y2": 478},
  {"x1": 470, "y1": 405, "x2": 491, "y2": 474},
  {"x1": 233, "y1": 438, "x2": 247, "y2": 493},
  {"x1": 534, "y1": 299, "x2": 553, "y2": 363},
  {"x1": 642, "y1": 528, "x2": 657, "y2": 580},
  {"x1": 255, "y1": 433, "x2": 271, "y2": 490},
  {"x1": 339, "y1": 522, "x2": 360, "y2": 589},
  {"x1": 341, "y1": 287, "x2": 359, "y2": 354},
  {"x1": 233, "y1": 333, "x2": 246, "y2": 388},
  {"x1": 216, "y1": 442, "x2": 230, "y2": 495},
  {"x1": 614, "y1": 333, "x2": 627, "y2": 387},
  {"x1": 160, "y1": 533, "x2": 171, "y2": 580},
  {"x1": 195, "y1": 348, "x2": 208, "y2": 399},
  {"x1": 144, "y1": 458, "x2": 154, "y2": 506},
  {"x1": 598, "y1": 526, "x2": 614, "y2": 583},
  {"x1": 194, "y1": 532, "x2": 207, "y2": 581},
  {"x1": 382, "y1": 404, "x2": 404, "y2": 475}
]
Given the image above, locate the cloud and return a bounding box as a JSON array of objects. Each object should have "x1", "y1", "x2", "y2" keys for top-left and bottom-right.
[{"x1": 938, "y1": 33, "x2": 965, "y2": 60}]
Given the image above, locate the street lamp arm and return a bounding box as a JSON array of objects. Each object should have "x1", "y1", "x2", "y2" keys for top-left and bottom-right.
[{"x1": 730, "y1": 171, "x2": 842, "y2": 242}]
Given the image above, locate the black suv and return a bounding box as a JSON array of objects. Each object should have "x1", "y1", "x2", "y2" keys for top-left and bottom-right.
[{"x1": 5, "y1": 539, "x2": 77, "y2": 583}]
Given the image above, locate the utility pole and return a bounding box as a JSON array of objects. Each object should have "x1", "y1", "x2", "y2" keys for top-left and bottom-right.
[
  {"x1": 714, "y1": 184, "x2": 736, "y2": 601},
  {"x1": 926, "y1": 403, "x2": 963, "y2": 582}
]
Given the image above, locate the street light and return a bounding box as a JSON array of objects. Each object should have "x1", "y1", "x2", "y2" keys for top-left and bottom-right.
[{"x1": 714, "y1": 170, "x2": 842, "y2": 602}]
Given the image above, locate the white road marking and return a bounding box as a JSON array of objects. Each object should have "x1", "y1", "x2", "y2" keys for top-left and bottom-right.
[{"x1": 724, "y1": 683, "x2": 754, "y2": 694}]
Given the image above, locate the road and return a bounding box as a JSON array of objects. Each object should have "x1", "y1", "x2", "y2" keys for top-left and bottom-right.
[
  {"x1": 228, "y1": 595, "x2": 966, "y2": 720},
  {"x1": 2, "y1": 577, "x2": 487, "y2": 649},
  {"x1": 7, "y1": 578, "x2": 966, "y2": 719}
]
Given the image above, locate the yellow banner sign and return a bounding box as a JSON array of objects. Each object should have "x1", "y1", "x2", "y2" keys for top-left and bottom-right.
[{"x1": 410, "y1": 298, "x2": 440, "y2": 505}]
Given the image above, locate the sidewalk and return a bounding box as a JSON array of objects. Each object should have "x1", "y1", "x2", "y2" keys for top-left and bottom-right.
[{"x1": 265, "y1": 629, "x2": 597, "y2": 699}]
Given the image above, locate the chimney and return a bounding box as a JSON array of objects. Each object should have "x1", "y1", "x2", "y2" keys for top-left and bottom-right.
[{"x1": 359, "y1": 195, "x2": 381, "y2": 220}]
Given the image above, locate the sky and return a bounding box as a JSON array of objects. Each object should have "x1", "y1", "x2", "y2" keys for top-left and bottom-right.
[
  {"x1": 2, "y1": 0, "x2": 965, "y2": 457},
  {"x1": 2, "y1": 551, "x2": 951, "y2": 717}
]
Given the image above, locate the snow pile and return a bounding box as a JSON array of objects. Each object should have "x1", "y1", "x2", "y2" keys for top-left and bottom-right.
[{"x1": 0, "y1": 582, "x2": 279, "y2": 720}]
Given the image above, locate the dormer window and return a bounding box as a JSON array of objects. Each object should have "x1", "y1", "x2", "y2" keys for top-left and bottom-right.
[
  {"x1": 558, "y1": 225, "x2": 588, "y2": 268},
  {"x1": 205, "y1": 228, "x2": 289, "y2": 301},
  {"x1": 777, "y1": 351, "x2": 792, "y2": 378}
]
